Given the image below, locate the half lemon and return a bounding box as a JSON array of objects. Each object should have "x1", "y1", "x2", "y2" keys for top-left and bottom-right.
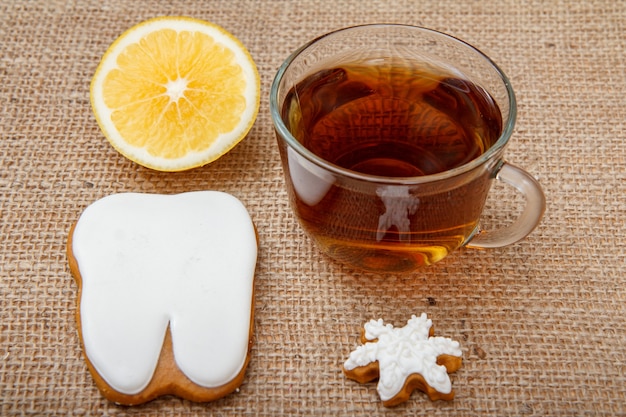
[{"x1": 90, "y1": 16, "x2": 260, "y2": 171}]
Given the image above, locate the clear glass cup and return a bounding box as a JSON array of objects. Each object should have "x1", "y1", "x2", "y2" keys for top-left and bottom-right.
[{"x1": 270, "y1": 24, "x2": 545, "y2": 273}]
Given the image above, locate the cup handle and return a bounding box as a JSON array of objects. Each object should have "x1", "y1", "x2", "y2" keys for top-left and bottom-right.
[{"x1": 466, "y1": 162, "x2": 546, "y2": 249}]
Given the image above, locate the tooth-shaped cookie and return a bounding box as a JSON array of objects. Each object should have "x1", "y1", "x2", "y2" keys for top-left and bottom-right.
[{"x1": 67, "y1": 191, "x2": 257, "y2": 405}]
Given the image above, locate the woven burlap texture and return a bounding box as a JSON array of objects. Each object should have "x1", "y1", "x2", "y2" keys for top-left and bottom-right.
[{"x1": 1, "y1": 0, "x2": 624, "y2": 416}]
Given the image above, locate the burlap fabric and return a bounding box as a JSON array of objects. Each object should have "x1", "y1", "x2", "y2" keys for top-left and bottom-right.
[{"x1": 1, "y1": 1, "x2": 624, "y2": 415}]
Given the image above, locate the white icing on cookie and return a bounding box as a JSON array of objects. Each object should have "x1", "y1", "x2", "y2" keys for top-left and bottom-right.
[
  {"x1": 344, "y1": 313, "x2": 462, "y2": 401},
  {"x1": 72, "y1": 191, "x2": 257, "y2": 394}
]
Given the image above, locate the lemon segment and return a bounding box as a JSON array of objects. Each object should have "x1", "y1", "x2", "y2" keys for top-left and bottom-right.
[{"x1": 90, "y1": 17, "x2": 260, "y2": 171}]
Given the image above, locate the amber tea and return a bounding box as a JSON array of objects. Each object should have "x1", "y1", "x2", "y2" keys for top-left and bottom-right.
[
  {"x1": 272, "y1": 25, "x2": 545, "y2": 273},
  {"x1": 278, "y1": 61, "x2": 503, "y2": 271},
  {"x1": 283, "y1": 62, "x2": 502, "y2": 176}
]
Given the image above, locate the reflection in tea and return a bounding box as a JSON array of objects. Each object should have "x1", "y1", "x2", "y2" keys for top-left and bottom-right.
[{"x1": 280, "y1": 61, "x2": 503, "y2": 271}]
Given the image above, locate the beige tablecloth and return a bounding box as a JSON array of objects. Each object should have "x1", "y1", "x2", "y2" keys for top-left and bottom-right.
[{"x1": 1, "y1": 1, "x2": 625, "y2": 415}]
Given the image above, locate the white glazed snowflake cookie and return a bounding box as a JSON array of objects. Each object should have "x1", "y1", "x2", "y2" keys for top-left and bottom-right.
[{"x1": 343, "y1": 313, "x2": 462, "y2": 407}]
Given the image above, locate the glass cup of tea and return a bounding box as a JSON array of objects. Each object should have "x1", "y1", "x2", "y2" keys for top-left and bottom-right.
[{"x1": 270, "y1": 24, "x2": 545, "y2": 273}]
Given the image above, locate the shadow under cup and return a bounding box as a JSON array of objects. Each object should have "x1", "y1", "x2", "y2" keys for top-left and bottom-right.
[{"x1": 270, "y1": 24, "x2": 545, "y2": 273}]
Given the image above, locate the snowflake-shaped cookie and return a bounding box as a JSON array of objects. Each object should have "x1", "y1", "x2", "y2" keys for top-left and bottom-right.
[{"x1": 343, "y1": 313, "x2": 462, "y2": 407}]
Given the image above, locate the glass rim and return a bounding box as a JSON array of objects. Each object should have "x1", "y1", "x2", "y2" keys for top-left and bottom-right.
[{"x1": 269, "y1": 23, "x2": 517, "y2": 185}]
